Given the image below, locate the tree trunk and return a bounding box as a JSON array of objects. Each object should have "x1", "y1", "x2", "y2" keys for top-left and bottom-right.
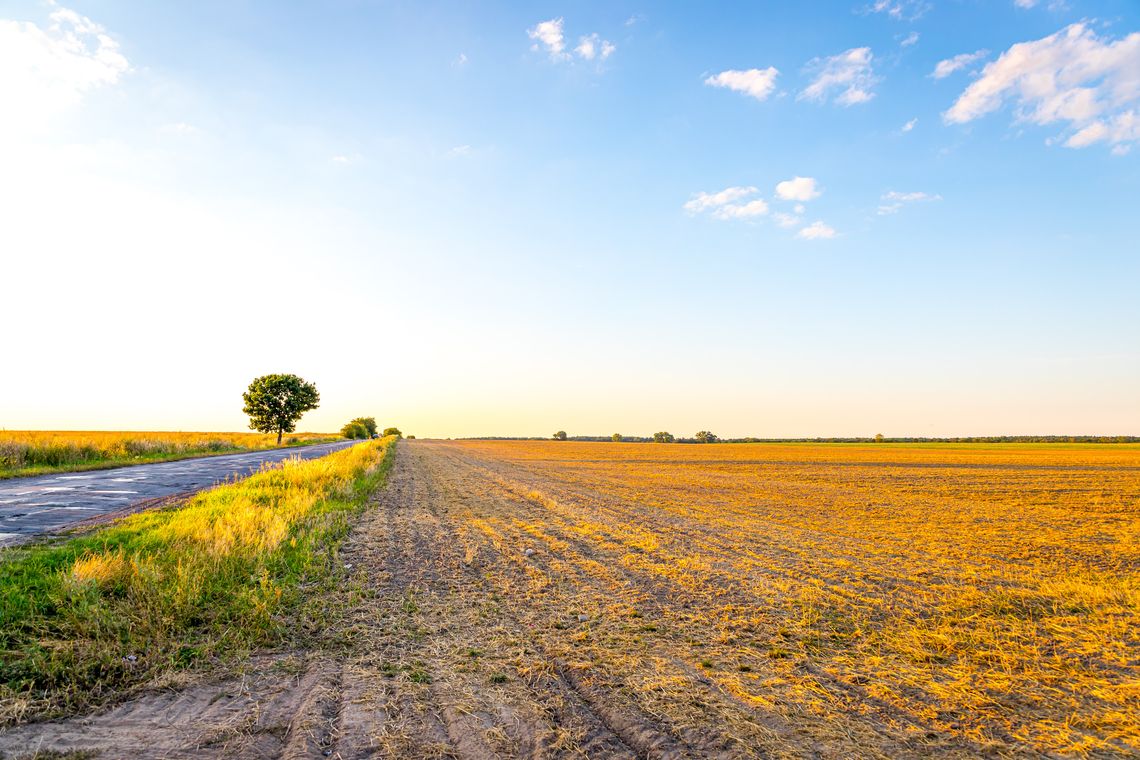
[{"x1": 277, "y1": 429, "x2": 283, "y2": 446}]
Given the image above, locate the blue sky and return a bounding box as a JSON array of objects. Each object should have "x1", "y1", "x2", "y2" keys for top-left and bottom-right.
[{"x1": 1, "y1": 0, "x2": 1137, "y2": 437}]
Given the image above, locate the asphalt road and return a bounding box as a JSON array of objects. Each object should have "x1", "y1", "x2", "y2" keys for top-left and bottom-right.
[{"x1": 0, "y1": 440, "x2": 358, "y2": 547}]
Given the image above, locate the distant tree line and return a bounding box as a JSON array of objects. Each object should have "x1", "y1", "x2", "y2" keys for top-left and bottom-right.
[{"x1": 461, "y1": 434, "x2": 1139, "y2": 444}]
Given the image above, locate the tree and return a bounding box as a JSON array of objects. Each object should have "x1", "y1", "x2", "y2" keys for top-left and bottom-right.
[
  {"x1": 653, "y1": 431, "x2": 674, "y2": 443},
  {"x1": 694, "y1": 431, "x2": 718, "y2": 443},
  {"x1": 351, "y1": 417, "x2": 378, "y2": 437},
  {"x1": 242, "y1": 374, "x2": 320, "y2": 445},
  {"x1": 874, "y1": 433, "x2": 885, "y2": 443},
  {"x1": 553, "y1": 430, "x2": 568, "y2": 441},
  {"x1": 611, "y1": 433, "x2": 623, "y2": 442},
  {"x1": 383, "y1": 427, "x2": 402, "y2": 438},
  {"x1": 341, "y1": 421, "x2": 369, "y2": 439}
]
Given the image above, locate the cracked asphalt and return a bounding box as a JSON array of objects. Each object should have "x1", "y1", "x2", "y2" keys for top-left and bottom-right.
[{"x1": 0, "y1": 440, "x2": 357, "y2": 547}]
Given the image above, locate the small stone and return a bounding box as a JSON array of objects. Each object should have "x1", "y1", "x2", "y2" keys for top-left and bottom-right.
[
  {"x1": 523, "y1": 548, "x2": 536, "y2": 557},
  {"x1": 344, "y1": 563, "x2": 353, "y2": 570},
  {"x1": 577, "y1": 614, "x2": 588, "y2": 623}
]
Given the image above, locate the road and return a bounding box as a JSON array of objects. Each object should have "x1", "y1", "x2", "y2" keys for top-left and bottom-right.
[{"x1": 0, "y1": 440, "x2": 358, "y2": 547}]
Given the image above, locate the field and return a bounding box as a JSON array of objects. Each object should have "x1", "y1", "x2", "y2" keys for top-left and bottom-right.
[
  {"x1": 0, "y1": 439, "x2": 1137, "y2": 758},
  {"x1": 0, "y1": 430, "x2": 339, "y2": 478}
]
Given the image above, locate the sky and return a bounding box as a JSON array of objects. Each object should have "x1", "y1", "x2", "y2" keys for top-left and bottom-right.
[{"x1": 0, "y1": 0, "x2": 1137, "y2": 439}]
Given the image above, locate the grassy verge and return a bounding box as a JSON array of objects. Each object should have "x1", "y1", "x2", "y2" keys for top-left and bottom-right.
[
  {"x1": 0, "y1": 432, "x2": 341, "y2": 480},
  {"x1": 0, "y1": 436, "x2": 397, "y2": 724}
]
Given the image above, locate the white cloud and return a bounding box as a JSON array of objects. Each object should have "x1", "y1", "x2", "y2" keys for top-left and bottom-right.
[
  {"x1": 445, "y1": 144, "x2": 472, "y2": 158},
  {"x1": 877, "y1": 190, "x2": 942, "y2": 214},
  {"x1": 775, "y1": 176, "x2": 821, "y2": 201},
  {"x1": 944, "y1": 23, "x2": 1140, "y2": 152},
  {"x1": 773, "y1": 211, "x2": 803, "y2": 228},
  {"x1": 684, "y1": 186, "x2": 769, "y2": 221},
  {"x1": 799, "y1": 47, "x2": 878, "y2": 105},
  {"x1": 0, "y1": 5, "x2": 129, "y2": 133},
  {"x1": 575, "y1": 33, "x2": 615, "y2": 61},
  {"x1": 455, "y1": 52, "x2": 468, "y2": 67},
  {"x1": 901, "y1": 32, "x2": 920, "y2": 47},
  {"x1": 683, "y1": 185, "x2": 758, "y2": 213},
  {"x1": 530, "y1": 19, "x2": 615, "y2": 64},
  {"x1": 901, "y1": 117, "x2": 918, "y2": 132},
  {"x1": 798, "y1": 221, "x2": 837, "y2": 239},
  {"x1": 712, "y1": 198, "x2": 769, "y2": 220},
  {"x1": 704, "y1": 67, "x2": 780, "y2": 101},
  {"x1": 863, "y1": 1, "x2": 932, "y2": 21},
  {"x1": 1014, "y1": 0, "x2": 1038, "y2": 7},
  {"x1": 528, "y1": 18, "x2": 567, "y2": 60},
  {"x1": 794, "y1": 204, "x2": 806, "y2": 214},
  {"x1": 932, "y1": 50, "x2": 989, "y2": 79}
]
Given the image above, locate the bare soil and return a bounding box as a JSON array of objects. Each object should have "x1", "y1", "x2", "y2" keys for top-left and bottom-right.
[{"x1": 0, "y1": 441, "x2": 1043, "y2": 759}]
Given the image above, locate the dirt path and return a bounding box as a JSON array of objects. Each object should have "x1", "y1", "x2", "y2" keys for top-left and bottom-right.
[{"x1": 0, "y1": 441, "x2": 1004, "y2": 759}]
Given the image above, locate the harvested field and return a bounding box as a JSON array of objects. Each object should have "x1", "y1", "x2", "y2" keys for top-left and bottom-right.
[{"x1": 2, "y1": 439, "x2": 1137, "y2": 758}]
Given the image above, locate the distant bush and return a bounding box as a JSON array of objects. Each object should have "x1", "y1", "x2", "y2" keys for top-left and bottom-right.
[
  {"x1": 341, "y1": 422, "x2": 370, "y2": 439},
  {"x1": 612, "y1": 433, "x2": 623, "y2": 442},
  {"x1": 653, "y1": 431, "x2": 675, "y2": 443},
  {"x1": 553, "y1": 431, "x2": 568, "y2": 441},
  {"x1": 694, "y1": 431, "x2": 718, "y2": 443},
  {"x1": 383, "y1": 427, "x2": 402, "y2": 438}
]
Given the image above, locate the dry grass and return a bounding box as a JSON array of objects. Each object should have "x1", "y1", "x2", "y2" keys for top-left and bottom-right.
[
  {"x1": 0, "y1": 430, "x2": 338, "y2": 478},
  {"x1": 439, "y1": 440, "x2": 1140, "y2": 756}
]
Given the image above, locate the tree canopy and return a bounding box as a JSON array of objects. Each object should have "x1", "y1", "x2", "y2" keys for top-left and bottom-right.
[
  {"x1": 242, "y1": 374, "x2": 320, "y2": 445},
  {"x1": 553, "y1": 430, "x2": 568, "y2": 441},
  {"x1": 653, "y1": 431, "x2": 675, "y2": 443}
]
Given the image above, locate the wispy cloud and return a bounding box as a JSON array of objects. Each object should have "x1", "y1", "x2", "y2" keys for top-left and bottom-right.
[
  {"x1": 798, "y1": 221, "x2": 838, "y2": 239},
  {"x1": 445, "y1": 144, "x2": 472, "y2": 158},
  {"x1": 901, "y1": 117, "x2": 918, "y2": 132},
  {"x1": 684, "y1": 186, "x2": 769, "y2": 220},
  {"x1": 900, "y1": 32, "x2": 920, "y2": 48},
  {"x1": 529, "y1": 18, "x2": 615, "y2": 64},
  {"x1": 0, "y1": 5, "x2": 129, "y2": 133},
  {"x1": 775, "y1": 176, "x2": 822, "y2": 202},
  {"x1": 575, "y1": 33, "x2": 615, "y2": 61},
  {"x1": 528, "y1": 18, "x2": 568, "y2": 60},
  {"x1": 877, "y1": 190, "x2": 942, "y2": 214},
  {"x1": 931, "y1": 50, "x2": 988, "y2": 79},
  {"x1": 862, "y1": 0, "x2": 933, "y2": 21},
  {"x1": 800, "y1": 47, "x2": 878, "y2": 105},
  {"x1": 944, "y1": 23, "x2": 1140, "y2": 153},
  {"x1": 704, "y1": 67, "x2": 780, "y2": 101}
]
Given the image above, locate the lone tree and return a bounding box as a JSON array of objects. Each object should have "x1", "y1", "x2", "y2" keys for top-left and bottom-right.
[
  {"x1": 874, "y1": 433, "x2": 885, "y2": 443},
  {"x1": 553, "y1": 430, "x2": 568, "y2": 441},
  {"x1": 653, "y1": 431, "x2": 674, "y2": 443},
  {"x1": 242, "y1": 374, "x2": 320, "y2": 445},
  {"x1": 694, "y1": 431, "x2": 718, "y2": 443},
  {"x1": 382, "y1": 427, "x2": 402, "y2": 438},
  {"x1": 611, "y1": 433, "x2": 623, "y2": 442}
]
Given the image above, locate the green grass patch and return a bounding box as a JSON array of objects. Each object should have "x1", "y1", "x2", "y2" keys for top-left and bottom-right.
[{"x1": 0, "y1": 436, "x2": 396, "y2": 724}]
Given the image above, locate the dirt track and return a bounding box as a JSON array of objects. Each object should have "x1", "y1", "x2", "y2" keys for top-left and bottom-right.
[{"x1": 0, "y1": 441, "x2": 1046, "y2": 758}]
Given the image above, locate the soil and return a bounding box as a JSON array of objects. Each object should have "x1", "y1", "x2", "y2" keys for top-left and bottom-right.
[{"x1": 0, "y1": 441, "x2": 1020, "y2": 759}]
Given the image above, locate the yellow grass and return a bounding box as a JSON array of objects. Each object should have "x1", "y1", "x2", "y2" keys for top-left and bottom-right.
[
  {"x1": 448, "y1": 440, "x2": 1140, "y2": 756},
  {"x1": 0, "y1": 429, "x2": 337, "y2": 477}
]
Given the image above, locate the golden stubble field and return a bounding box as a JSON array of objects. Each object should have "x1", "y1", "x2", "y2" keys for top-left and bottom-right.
[
  {"x1": 3, "y1": 439, "x2": 1136, "y2": 758},
  {"x1": 431, "y1": 440, "x2": 1139, "y2": 757}
]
